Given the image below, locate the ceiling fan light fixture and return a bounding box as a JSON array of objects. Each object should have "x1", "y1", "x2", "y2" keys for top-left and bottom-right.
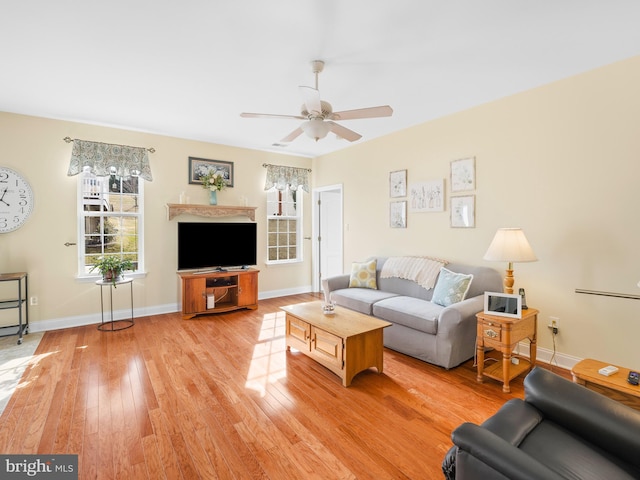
[{"x1": 301, "y1": 118, "x2": 330, "y2": 141}]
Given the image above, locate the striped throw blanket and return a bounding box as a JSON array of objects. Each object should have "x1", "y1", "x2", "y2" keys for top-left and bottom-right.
[{"x1": 380, "y1": 256, "x2": 448, "y2": 290}]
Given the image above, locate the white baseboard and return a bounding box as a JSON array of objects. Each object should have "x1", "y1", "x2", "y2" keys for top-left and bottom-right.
[
  {"x1": 26, "y1": 288, "x2": 317, "y2": 333},
  {"x1": 516, "y1": 341, "x2": 582, "y2": 371},
  {"x1": 258, "y1": 286, "x2": 313, "y2": 300},
  {"x1": 28, "y1": 303, "x2": 178, "y2": 332}
]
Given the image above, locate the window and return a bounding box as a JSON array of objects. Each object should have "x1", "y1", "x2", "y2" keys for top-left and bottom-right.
[
  {"x1": 266, "y1": 187, "x2": 302, "y2": 263},
  {"x1": 77, "y1": 166, "x2": 144, "y2": 277}
]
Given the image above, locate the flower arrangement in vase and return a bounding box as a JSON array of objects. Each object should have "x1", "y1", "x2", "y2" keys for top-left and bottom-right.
[{"x1": 199, "y1": 170, "x2": 227, "y2": 205}]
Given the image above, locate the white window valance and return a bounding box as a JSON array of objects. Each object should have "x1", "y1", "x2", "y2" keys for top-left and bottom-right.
[
  {"x1": 263, "y1": 164, "x2": 310, "y2": 192},
  {"x1": 66, "y1": 137, "x2": 154, "y2": 181}
]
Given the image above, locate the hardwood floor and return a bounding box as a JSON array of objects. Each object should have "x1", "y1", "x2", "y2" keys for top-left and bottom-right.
[{"x1": 0, "y1": 293, "x2": 565, "y2": 479}]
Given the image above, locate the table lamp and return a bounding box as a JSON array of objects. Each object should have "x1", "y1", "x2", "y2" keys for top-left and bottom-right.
[{"x1": 483, "y1": 228, "x2": 537, "y2": 294}]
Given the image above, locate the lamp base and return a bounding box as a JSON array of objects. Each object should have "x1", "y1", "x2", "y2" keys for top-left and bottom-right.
[{"x1": 504, "y1": 269, "x2": 514, "y2": 294}]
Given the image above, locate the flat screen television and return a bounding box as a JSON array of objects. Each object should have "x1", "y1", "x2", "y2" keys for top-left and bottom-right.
[{"x1": 177, "y1": 222, "x2": 257, "y2": 271}]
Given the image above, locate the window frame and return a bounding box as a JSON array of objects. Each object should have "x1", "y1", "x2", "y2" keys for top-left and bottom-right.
[
  {"x1": 265, "y1": 186, "x2": 303, "y2": 265},
  {"x1": 76, "y1": 167, "x2": 145, "y2": 280}
]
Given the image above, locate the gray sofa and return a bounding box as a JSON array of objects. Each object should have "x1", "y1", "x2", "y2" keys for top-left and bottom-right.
[{"x1": 322, "y1": 257, "x2": 502, "y2": 369}]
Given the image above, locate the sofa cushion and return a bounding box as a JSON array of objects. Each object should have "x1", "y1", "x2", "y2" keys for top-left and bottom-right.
[
  {"x1": 330, "y1": 288, "x2": 399, "y2": 315},
  {"x1": 372, "y1": 296, "x2": 443, "y2": 334},
  {"x1": 432, "y1": 267, "x2": 473, "y2": 306},
  {"x1": 348, "y1": 259, "x2": 378, "y2": 289}
]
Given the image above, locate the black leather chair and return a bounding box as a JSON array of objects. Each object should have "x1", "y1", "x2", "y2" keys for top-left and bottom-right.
[{"x1": 443, "y1": 367, "x2": 640, "y2": 479}]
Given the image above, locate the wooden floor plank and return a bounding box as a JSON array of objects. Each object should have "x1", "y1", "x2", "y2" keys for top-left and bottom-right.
[{"x1": 0, "y1": 292, "x2": 570, "y2": 479}]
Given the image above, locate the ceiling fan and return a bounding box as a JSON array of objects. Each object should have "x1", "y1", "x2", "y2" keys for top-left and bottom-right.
[{"x1": 240, "y1": 60, "x2": 393, "y2": 143}]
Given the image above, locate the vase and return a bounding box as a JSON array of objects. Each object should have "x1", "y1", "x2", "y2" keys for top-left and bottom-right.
[{"x1": 209, "y1": 190, "x2": 217, "y2": 205}]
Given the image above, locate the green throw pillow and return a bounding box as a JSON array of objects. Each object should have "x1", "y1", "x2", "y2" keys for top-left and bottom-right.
[
  {"x1": 431, "y1": 267, "x2": 473, "y2": 306},
  {"x1": 349, "y1": 259, "x2": 378, "y2": 289}
]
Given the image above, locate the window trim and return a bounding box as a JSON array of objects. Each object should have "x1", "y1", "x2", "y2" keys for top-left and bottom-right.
[
  {"x1": 76, "y1": 169, "x2": 145, "y2": 280},
  {"x1": 265, "y1": 187, "x2": 303, "y2": 265}
]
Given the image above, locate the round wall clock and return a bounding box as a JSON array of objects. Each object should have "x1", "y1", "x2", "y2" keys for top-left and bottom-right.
[{"x1": 0, "y1": 166, "x2": 34, "y2": 233}]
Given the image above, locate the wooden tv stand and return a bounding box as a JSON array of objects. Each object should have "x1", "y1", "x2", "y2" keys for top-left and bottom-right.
[{"x1": 178, "y1": 269, "x2": 259, "y2": 319}]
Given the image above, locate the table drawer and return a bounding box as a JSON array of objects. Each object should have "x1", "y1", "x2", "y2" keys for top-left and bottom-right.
[
  {"x1": 286, "y1": 315, "x2": 311, "y2": 351},
  {"x1": 479, "y1": 321, "x2": 502, "y2": 342}
]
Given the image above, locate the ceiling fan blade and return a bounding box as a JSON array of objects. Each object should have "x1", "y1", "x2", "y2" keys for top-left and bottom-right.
[
  {"x1": 331, "y1": 105, "x2": 393, "y2": 121},
  {"x1": 299, "y1": 86, "x2": 322, "y2": 116},
  {"x1": 280, "y1": 127, "x2": 304, "y2": 143},
  {"x1": 240, "y1": 112, "x2": 305, "y2": 120},
  {"x1": 326, "y1": 121, "x2": 362, "y2": 142}
]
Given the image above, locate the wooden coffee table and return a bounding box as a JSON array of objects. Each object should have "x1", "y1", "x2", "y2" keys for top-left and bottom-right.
[
  {"x1": 281, "y1": 301, "x2": 391, "y2": 387},
  {"x1": 571, "y1": 358, "x2": 640, "y2": 411}
]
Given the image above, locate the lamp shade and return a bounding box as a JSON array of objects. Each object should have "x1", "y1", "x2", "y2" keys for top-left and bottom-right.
[
  {"x1": 483, "y1": 228, "x2": 537, "y2": 263},
  {"x1": 301, "y1": 118, "x2": 330, "y2": 141}
]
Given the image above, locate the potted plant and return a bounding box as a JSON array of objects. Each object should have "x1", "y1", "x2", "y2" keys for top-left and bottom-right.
[
  {"x1": 200, "y1": 170, "x2": 227, "y2": 205},
  {"x1": 90, "y1": 255, "x2": 134, "y2": 286}
]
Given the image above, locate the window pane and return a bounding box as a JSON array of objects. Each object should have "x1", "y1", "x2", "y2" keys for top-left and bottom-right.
[
  {"x1": 78, "y1": 167, "x2": 143, "y2": 277},
  {"x1": 266, "y1": 186, "x2": 302, "y2": 263}
]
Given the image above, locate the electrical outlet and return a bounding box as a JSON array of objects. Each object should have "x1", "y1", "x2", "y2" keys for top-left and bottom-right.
[
  {"x1": 548, "y1": 316, "x2": 559, "y2": 335},
  {"x1": 30, "y1": 296, "x2": 38, "y2": 306}
]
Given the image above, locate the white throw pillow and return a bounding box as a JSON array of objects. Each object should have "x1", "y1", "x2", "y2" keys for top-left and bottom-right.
[{"x1": 431, "y1": 267, "x2": 473, "y2": 306}]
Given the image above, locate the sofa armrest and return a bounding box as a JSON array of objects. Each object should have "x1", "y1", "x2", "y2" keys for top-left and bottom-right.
[
  {"x1": 436, "y1": 295, "x2": 483, "y2": 338},
  {"x1": 524, "y1": 367, "x2": 640, "y2": 468},
  {"x1": 321, "y1": 274, "x2": 350, "y2": 301},
  {"x1": 451, "y1": 423, "x2": 565, "y2": 480}
]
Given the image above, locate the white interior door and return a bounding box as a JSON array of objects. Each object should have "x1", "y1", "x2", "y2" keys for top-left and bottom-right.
[{"x1": 313, "y1": 185, "x2": 343, "y2": 293}]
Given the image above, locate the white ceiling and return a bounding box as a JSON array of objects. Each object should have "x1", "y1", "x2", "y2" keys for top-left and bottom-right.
[{"x1": 2, "y1": 1, "x2": 640, "y2": 159}]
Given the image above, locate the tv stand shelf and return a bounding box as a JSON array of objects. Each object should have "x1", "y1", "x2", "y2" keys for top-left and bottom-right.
[
  {"x1": 178, "y1": 269, "x2": 259, "y2": 319},
  {"x1": 166, "y1": 204, "x2": 256, "y2": 221}
]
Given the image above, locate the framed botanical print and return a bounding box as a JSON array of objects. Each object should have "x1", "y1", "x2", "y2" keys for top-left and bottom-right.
[
  {"x1": 389, "y1": 170, "x2": 407, "y2": 198},
  {"x1": 450, "y1": 157, "x2": 475, "y2": 192},
  {"x1": 450, "y1": 195, "x2": 475, "y2": 228},
  {"x1": 390, "y1": 201, "x2": 407, "y2": 228},
  {"x1": 409, "y1": 179, "x2": 444, "y2": 212}
]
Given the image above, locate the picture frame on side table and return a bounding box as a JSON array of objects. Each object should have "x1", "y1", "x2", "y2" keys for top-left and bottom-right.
[
  {"x1": 390, "y1": 201, "x2": 407, "y2": 228},
  {"x1": 188, "y1": 157, "x2": 234, "y2": 187},
  {"x1": 484, "y1": 291, "x2": 523, "y2": 319},
  {"x1": 389, "y1": 169, "x2": 407, "y2": 198},
  {"x1": 409, "y1": 179, "x2": 444, "y2": 212},
  {"x1": 450, "y1": 157, "x2": 475, "y2": 192},
  {"x1": 450, "y1": 195, "x2": 475, "y2": 228}
]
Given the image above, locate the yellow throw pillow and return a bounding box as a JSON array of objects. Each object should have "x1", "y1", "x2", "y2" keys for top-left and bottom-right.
[{"x1": 349, "y1": 259, "x2": 378, "y2": 289}]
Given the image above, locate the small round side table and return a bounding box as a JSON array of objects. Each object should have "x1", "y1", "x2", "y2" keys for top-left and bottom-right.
[{"x1": 96, "y1": 277, "x2": 134, "y2": 331}]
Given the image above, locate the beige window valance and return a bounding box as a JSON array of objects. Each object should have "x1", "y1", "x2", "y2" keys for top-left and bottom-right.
[
  {"x1": 65, "y1": 137, "x2": 154, "y2": 181},
  {"x1": 263, "y1": 163, "x2": 310, "y2": 192}
]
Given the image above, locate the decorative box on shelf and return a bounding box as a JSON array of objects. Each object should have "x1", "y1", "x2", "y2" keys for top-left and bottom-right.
[{"x1": 166, "y1": 203, "x2": 256, "y2": 221}]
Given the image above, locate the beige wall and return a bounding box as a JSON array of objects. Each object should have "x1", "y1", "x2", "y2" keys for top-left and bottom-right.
[
  {"x1": 0, "y1": 112, "x2": 312, "y2": 328},
  {"x1": 313, "y1": 55, "x2": 640, "y2": 368},
  {"x1": 2, "y1": 55, "x2": 639, "y2": 368}
]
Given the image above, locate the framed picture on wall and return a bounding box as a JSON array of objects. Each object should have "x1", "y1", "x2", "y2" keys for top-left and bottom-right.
[
  {"x1": 188, "y1": 157, "x2": 234, "y2": 187},
  {"x1": 390, "y1": 201, "x2": 407, "y2": 228},
  {"x1": 389, "y1": 170, "x2": 407, "y2": 198},
  {"x1": 409, "y1": 179, "x2": 445, "y2": 212},
  {"x1": 450, "y1": 157, "x2": 475, "y2": 192},
  {"x1": 450, "y1": 195, "x2": 475, "y2": 228}
]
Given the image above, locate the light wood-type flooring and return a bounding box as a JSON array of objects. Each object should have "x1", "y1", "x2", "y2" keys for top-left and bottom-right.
[{"x1": 0, "y1": 293, "x2": 566, "y2": 479}]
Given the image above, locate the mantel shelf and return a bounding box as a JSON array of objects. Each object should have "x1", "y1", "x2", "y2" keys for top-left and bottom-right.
[{"x1": 166, "y1": 204, "x2": 256, "y2": 221}]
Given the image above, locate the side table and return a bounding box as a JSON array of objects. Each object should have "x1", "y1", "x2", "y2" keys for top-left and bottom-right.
[
  {"x1": 476, "y1": 308, "x2": 538, "y2": 393},
  {"x1": 571, "y1": 359, "x2": 640, "y2": 411},
  {"x1": 96, "y1": 277, "x2": 134, "y2": 331}
]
